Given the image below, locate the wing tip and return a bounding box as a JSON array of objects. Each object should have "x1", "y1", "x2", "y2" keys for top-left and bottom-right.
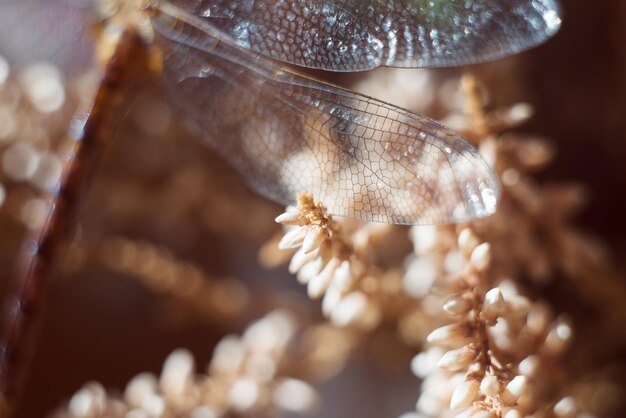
[{"x1": 517, "y1": 0, "x2": 563, "y2": 50}]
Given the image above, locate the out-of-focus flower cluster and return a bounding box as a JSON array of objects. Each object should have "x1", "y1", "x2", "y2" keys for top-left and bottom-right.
[
  {"x1": 98, "y1": 236, "x2": 251, "y2": 324},
  {"x1": 51, "y1": 310, "x2": 357, "y2": 418},
  {"x1": 411, "y1": 229, "x2": 574, "y2": 418},
  {"x1": 0, "y1": 54, "x2": 89, "y2": 233}
]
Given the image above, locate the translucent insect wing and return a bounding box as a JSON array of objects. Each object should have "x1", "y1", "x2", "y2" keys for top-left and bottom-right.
[
  {"x1": 151, "y1": 6, "x2": 500, "y2": 224},
  {"x1": 169, "y1": 0, "x2": 562, "y2": 71}
]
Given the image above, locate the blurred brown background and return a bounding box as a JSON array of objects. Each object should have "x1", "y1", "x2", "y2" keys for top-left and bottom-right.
[
  {"x1": 524, "y1": 0, "x2": 626, "y2": 257},
  {"x1": 0, "y1": 0, "x2": 625, "y2": 417}
]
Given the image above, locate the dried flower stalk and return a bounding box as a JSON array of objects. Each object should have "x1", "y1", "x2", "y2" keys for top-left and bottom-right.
[
  {"x1": 98, "y1": 236, "x2": 250, "y2": 323},
  {"x1": 275, "y1": 193, "x2": 389, "y2": 330}
]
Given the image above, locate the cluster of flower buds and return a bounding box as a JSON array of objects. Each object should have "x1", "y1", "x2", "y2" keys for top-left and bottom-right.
[
  {"x1": 57, "y1": 311, "x2": 320, "y2": 418},
  {"x1": 0, "y1": 57, "x2": 73, "y2": 230},
  {"x1": 408, "y1": 227, "x2": 578, "y2": 418},
  {"x1": 275, "y1": 193, "x2": 381, "y2": 330}
]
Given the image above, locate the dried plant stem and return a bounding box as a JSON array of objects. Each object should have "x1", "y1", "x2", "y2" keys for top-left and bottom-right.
[
  {"x1": 97, "y1": 236, "x2": 250, "y2": 324},
  {"x1": 0, "y1": 30, "x2": 148, "y2": 415},
  {"x1": 461, "y1": 74, "x2": 490, "y2": 141}
]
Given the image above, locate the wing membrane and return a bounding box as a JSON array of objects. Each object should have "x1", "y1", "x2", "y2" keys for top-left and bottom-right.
[
  {"x1": 167, "y1": 0, "x2": 561, "y2": 71},
  {"x1": 151, "y1": 2, "x2": 499, "y2": 224}
]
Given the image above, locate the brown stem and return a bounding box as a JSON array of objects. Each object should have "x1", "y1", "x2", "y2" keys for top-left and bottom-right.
[
  {"x1": 0, "y1": 29, "x2": 148, "y2": 416},
  {"x1": 461, "y1": 73, "x2": 490, "y2": 142}
]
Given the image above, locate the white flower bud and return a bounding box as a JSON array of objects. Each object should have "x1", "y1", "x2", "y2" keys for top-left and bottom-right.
[
  {"x1": 410, "y1": 348, "x2": 443, "y2": 378},
  {"x1": 210, "y1": 335, "x2": 245, "y2": 374},
  {"x1": 288, "y1": 247, "x2": 318, "y2": 274},
  {"x1": 444, "y1": 250, "x2": 467, "y2": 275},
  {"x1": 427, "y1": 323, "x2": 469, "y2": 347},
  {"x1": 519, "y1": 356, "x2": 539, "y2": 377},
  {"x1": 69, "y1": 383, "x2": 106, "y2": 417},
  {"x1": 482, "y1": 288, "x2": 504, "y2": 321},
  {"x1": 411, "y1": 225, "x2": 439, "y2": 254},
  {"x1": 229, "y1": 378, "x2": 260, "y2": 412},
  {"x1": 544, "y1": 317, "x2": 573, "y2": 355},
  {"x1": 470, "y1": 243, "x2": 491, "y2": 271},
  {"x1": 332, "y1": 260, "x2": 353, "y2": 291},
  {"x1": 278, "y1": 227, "x2": 307, "y2": 250},
  {"x1": 275, "y1": 211, "x2": 306, "y2": 225},
  {"x1": 526, "y1": 302, "x2": 551, "y2": 335},
  {"x1": 553, "y1": 396, "x2": 576, "y2": 418},
  {"x1": 160, "y1": 348, "x2": 194, "y2": 397},
  {"x1": 417, "y1": 392, "x2": 444, "y2": 416},
  {"x1": 450, "y1": 379, "x2": 479, "y2": 410},
  {"x1": 403, "y1": 255, "x2": 438, "y2": 298},
  {"x1": 437, "y1": 345, "x2": 477, "y2": 371},
  {"x1": 322, "y1": 286, "x2": 342, "y2": 316},
  {"x1": 479, "y1": 375, "x2": 501, "y2": 397},
  {"x1": 302, "y1": 226, "x2": 326, "y2": 254},
  {"x1": 125, "y1": 373, "x2": 157, "y2": 408},
  {"x1": 330, "y1": 292, "x2": 368, "y2": 327},
  {"x1": 443, "y1": 296, "x2": 471, "y2": 315},
  {"x1": 296, "y1": 256, "x2": 323, "y2": 284},
  {"x1": 458, "y1": 228, "x2": 479, "y2": 257},
  {"x1": 508, "y1": 103, "x2": 534, "y2": 123},
  {"x1": 245, "y1": 353, "x2": 276, "y2": 382},
  {"x1": 273, "y1": 378, "x2": 319, "y2": 413},
  {"x1": 503, "y1": 376, "x2": 528, "y2": 404},
  {"x1": 307, "y1": 258, "x2": 339, "y2": 298},
  {"x1": 143, "y1": 394, "x2": 166, "y2": 417},
  {"x1": 506, "y1": 295, "x2": 532, "y2": 317}
]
